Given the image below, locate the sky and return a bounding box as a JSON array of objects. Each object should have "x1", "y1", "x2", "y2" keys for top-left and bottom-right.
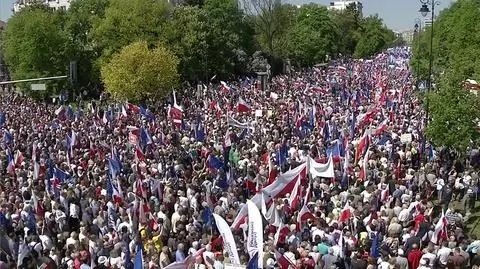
[{"x1": 0, "y1": 0, "x2": 457, "y2": 31}]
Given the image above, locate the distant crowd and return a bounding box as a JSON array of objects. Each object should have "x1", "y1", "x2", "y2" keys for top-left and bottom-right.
[{"x1": 0, "y1": 47, "x2": 478, "y2": 269}]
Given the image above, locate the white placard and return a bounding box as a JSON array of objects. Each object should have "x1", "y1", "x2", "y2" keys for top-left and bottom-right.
[
  {"x1": 31, "y1": 84, "x2": 46, "y2": 91},
  {"x1": 255, "y1": 109, "x2": 263, "y2": 117},
  {"x1": 400, "y1": 133, "x2": 412, "y2": 143}
]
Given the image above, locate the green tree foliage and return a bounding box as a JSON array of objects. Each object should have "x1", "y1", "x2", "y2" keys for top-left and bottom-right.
[
  {"x1": 101, "y1": 42, "x2": 179, "y2": 102},
  {"x1": 268, "y1": 4, "x2": 297, "y2": 60},
  {"x1": 1, "y1": 5, "x2": 68, "y2": 91},
  {"x1": 163, "y1": 6, "x2": 207, "y2": 81},
  {"x1": 411, "y1": 0, "x2": 480, "y2": 153},
  {"x1": 288, "y1": 4, "x2": 338, "y2": 67},
  {"x1": 1, "y1": 0, "x2": 399, "y2": 97},
  {"x1": 425, "y1": 84, "x2": 480, "y2": 155},
  {"x1": 243, "y1": 0, "x2": 276, "y2": 53},
  {"x1": 242, "y1": 0, "x2": 298, "y2": 62},
  {"x1": 93, "y1": 0, "x2": 170, "y2": 61},
  {"x1": 412, "y1": 0, "x2": 480, "y2": 84},
  {"x1": 202, "y1": 0, "x2": 254, "y2": 79},
  {"x1": 410, "y1": 27, "x2": 431, "y2": 82},
  {"x1": 329, "y1": 3, "x2": 362, "y2": 56},
  {"x1": 64, "y1": 0, "x2": 110, "y2": 88},
  {"x1": 354, "y1": 15, "x2": 396, "y2": 59}
]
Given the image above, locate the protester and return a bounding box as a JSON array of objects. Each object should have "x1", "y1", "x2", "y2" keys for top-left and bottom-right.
[{"x1": 0, "y1": 47, "x2": 477, "y2": 269}]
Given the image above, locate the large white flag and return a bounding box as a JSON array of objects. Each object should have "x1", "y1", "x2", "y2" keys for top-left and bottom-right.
[
  {"x1": 308, "y1": 156, "x2": 334, "y2": 178},
  {"x1": 247, "y1": 200, "x2": 264, "y2": 269},
  {"x1": 213, "y1": 214, "x2": 241, "y2": 265},
  {"x1": 231, "y1": 162, "x2": 307, "y2": 228},
  {"x1": 431, "y1": 211, "x2": 448, "y2": 245}
]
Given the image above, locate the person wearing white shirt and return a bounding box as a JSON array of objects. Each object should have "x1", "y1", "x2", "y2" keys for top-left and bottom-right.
[
  {"x1": 190, "y1": 194, "x2": 198, "y2": 212},
  {"x1": 437, "y1": 241, "x2": 452, "y2": 267},
  {"x1": 65, "y1": 232, "x2": 78, "y2": 249},
  {"x1": 361, "y1": 189, "x2": 372, "y2": 203},
  {"x1": 202, "y1": 244, "x2": 215, "y2": 268},
  {"x1": 398, "y1": 204, "x2": 410, "y2": 224},
  {"x1": 436, "y1": 177, "x2": 445, "y2": 199},
  {"x1": 171, "y1": 206, "x2": 182, "y2": 233},
  {"x1": 377, "y1": 258, "x2": 391, "y2": 269},
  {"x1": 311, "y1": 227, "x2": 324, "y2": 242},
  {"x1": 393, "y1": 203, "x2": 403, "y2": 217},
  {"x1": 421, "y1": 250, "x2": 437, "y2": 267}
]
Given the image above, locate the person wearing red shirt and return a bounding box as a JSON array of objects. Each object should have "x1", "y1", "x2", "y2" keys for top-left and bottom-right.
[
  {"x1": 414, "y1": 208, "x2": 425, "y2": 232},
  {"x1": 407, "y1": 244, "x2": 423, "y2": 269}
]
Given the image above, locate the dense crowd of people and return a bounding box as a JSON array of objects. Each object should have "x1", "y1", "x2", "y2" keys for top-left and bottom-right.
[{"x1": 0, "y1": 47, "x2": 478, "y2": 269}]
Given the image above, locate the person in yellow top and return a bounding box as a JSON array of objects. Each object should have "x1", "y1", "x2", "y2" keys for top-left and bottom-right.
[
  {"x1": 151, "y1": 230, "x2": 163, "y2": 252},
  {"x1": 139, "y1": 225, "x2": 163, "y2": 256}
]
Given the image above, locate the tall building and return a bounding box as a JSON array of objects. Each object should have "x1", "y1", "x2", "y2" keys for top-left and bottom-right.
[
  {"x1": 424, "y1": 18, "x2": 432, "y2": 27},
  {"x1": 401, "y1": 30, "x2": 415, "y2": 45},
  {"x1": 13, "y1": 0, "x2": 71, "y2": 13},
  {"x1": 327, "y1": 1, "x2": 363, "y2": 13}
]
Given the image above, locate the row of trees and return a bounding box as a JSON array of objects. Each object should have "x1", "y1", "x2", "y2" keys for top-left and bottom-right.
[
  {"x1": 411, "y1": 0, "x2": 480, "y2": 155},
  {"x1": 0, "y1": 0, "x2": 398, "y2": 101}
]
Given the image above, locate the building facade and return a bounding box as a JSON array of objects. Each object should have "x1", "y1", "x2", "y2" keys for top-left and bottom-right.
[
  {"x1": 14, "y1": 0, "x2": 71, "y2": 13},
  {"x1": 424, "y1": 18, "x2": 432, "y2": 27},
  {"x1": 401, "y1": 30, "x2": 415, "y2": 45},
  {"x1": 327, "y1": 1, "x2": 363, "y2": 13}
]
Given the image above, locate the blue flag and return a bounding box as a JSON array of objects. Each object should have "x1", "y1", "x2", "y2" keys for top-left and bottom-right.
[
  {"x1": 247, "y1": 252, "x2": 258, "y2": 269},
  {"x1": 195, "y1": 118, "x2": 206, "y2": 142},
  {"x1": 139, "y1": 106, "x2": 155, "y2": 121},
  {"x1": 0, "y1": 212, "x2": 10, "y2": 230},
  {"x1": 208, "y1": 155, "x2": 223, "y2": 170},
  {"x1": 106, "y1": 174, "x2": 114, "y2": 198},
  {"x1": 139, "y1": 128, "x2": 153, "y2": 146},
  {"x1": 276, "y1": 145, "x2": 289, "y2": 168},
  {"x1": 201, "y1": 207, "x2": 213, "y2": 228},
  {"x1": 124, "y1": 237, "x2": 133, "y2": 269},
  {"x1": 133, "y1": 242, "x2": 143, "y2": 269},
  {"x1": 0, "y1": 112, "x2": 5, "y2": 126},
  {"x1": 326, "y1": 141, "x2": 341, "y2": 157},
  {"x1": 370, "y1": 232, "x2": 380, "y2": 258},
  {"x1": 54, "y1": 168, "x2": 70, "y2": 182},
  {"x1": 323, "y1": 121, "x2": 330, "y2": 141},
  {"x1": 349, "y1": 113, "x2": 356, "y2": 138},
  {"x1": 377, "y1": 134, "x2": 390, "y2": 146},
  {"x1": 109, "y1": 158, "x2": 121, "y2": 179},
  {"x1": 3, "y1": 130, "x2": 13, "y2": 146},
  {"x1": 27, "y1": 210, "x2": 37, "y2": 234}
]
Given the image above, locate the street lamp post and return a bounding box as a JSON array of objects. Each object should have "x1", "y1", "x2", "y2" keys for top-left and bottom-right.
[
  {"x1": 413, "y1": 23, "x2": 419, "y2": 79},
  {"x1": 419, "y1": 0, "x2": 440, "y2": 164},
  {"x1": 414, "y1": 18, "x2": 422, "y2": 84}
]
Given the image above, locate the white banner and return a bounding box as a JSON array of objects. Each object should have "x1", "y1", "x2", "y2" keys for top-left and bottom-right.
[
  {"x1": 232, "y1": 162, "x2": 307, "y2": 228},
  {"x1": 227, "y1": 115, "x2": 254, "y2": 129},
  {"x1": 213, "y1": 214, "x2": 241, "y2": 265},
  {"x1": 400, "y1": 133, "x2": 412, "y2": 143},
  {"x1": 247, "y1": 200, "x2": 264, "y2": 269},
  {"x1": 308, "y1": 156, "x2": 334, "y2": 178}
]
